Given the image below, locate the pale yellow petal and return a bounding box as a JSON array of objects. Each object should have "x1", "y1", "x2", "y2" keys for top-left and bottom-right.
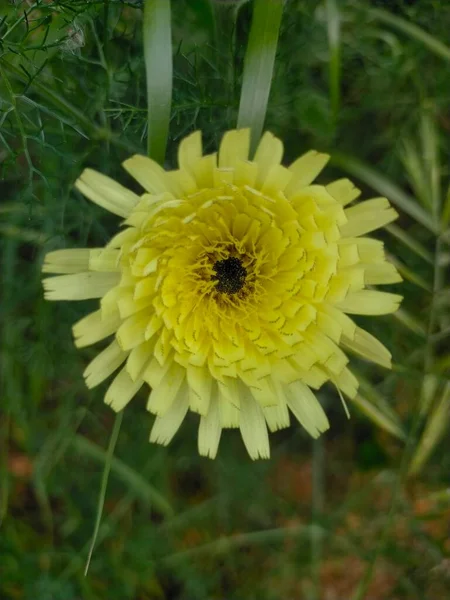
[
  {"x1": 89, "y1": 248, "x2": 121, "y2": 272},
  {"x1": 43, "y1": 272, "x2": 120, "y2": 300},
  {"x1": 218, "y1": 378, "x2": 240, "y2": 428},
  {"x1": 285, "y1": 381, "x2": 329, "y2": 438},
  {"x1": 122, "y1": 155, "x2": 181, "y2": 196},
  {"x1": 126, "y1": 340, "x2": 155, "y2": 381},
  {"x1": 239, "y1": 386, "x2": 270, "y2": 459},
  {"x1": 186, "y1": 363, "x2": 212, "y2": 415},
  {"x1": 218, "y1": 129, "x2": 250, "y2": 169},
  {"x1": 362, "y1": 262, "x2": 402, "y2": 285},
  {"x1": 198, "y1": 384, "x2": 222, "y2": 459},
  {"x1": 262, "y1": 380, "x2": 290, "y2": 432},
  {"x1": 340, "y1": 198, "x2": 398, "y2": 237},
  {"x1": 147, "y1": 361, "x2": 185, "y2": 416},
  {"x1": 116, "y1": 310, "x2": 149, "y2": 351},
  {"x1": 335, "y1": 290, "x2": 402, "y2": 315},
  {"x1": 149, "y1": 388, "x2": 189, "y2": 445},
  {"x1": 178, "y1": 130, "x2": 202, "y2": 173},
  {"x1": 84, "y1": 340, "x2": 127, "y2": 388},
  {"x1": 285, "y1": 150, "x2": 329, "y2": 196},
  {"x1": 73, "y1": 310, "x2": 122, "y2": 348},
  {"x1": 104, "y1": 367, "x2": 144, "y2": 412},
  {"x1": 326, "y1": 178, "x2": 361, "y2": 206},
  {"x1": 42, "y1": 249, "x2": 90, "y2": 274},
  {"x1": 333, "y1": 367, "x2": 358, "y2": 399},
  {"x1": 192, "y1": 153, "x2": 217, "y2": 188},
  {"x1": 253, "y1": 132, "x2": 283, "y2": 187},
  {"x1": 75, "y1": 169, "x2": 139, "y2": 217},
  {"x1": 342, "y1": 328, "x2": 392, "y2": 369}
]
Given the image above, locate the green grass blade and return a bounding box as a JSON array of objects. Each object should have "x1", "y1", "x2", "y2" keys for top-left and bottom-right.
[
  {"x1": 385, "y1": 224, "x2": 433, "y2": 265},
  {"x1": 368, "y1": 7, "x2": 450, "y2": 63},
  {"x1": 72, "y1": 434, "x2": 173, "y2": 518},
  {"x1": 351, "y1": 393, "x2": 405, "y2": 441},
  {"x1": 85, "y1": 411, "x2": 123, "y2": 576},
  {"x1": 237, "y1": 0, "x2": 284, "y2": 154},
  {"x1": 325, "y1": 0, "x2": 341, "y2": 130},
  {"x1": 143, "y1": 0, "x2": 172, "y2": 164},
  {"x1": 387, "y1": 254, "x2": 432, "y2": 293},
  {"x1": 409, "y1": 383, "x2": 450, "y2": 476},
  {"x1": 331, "y1": 152, "x2": 437, "y2": 233}
]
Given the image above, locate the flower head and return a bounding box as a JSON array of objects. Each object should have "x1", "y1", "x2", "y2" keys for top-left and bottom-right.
[{"x1": 42, "y1": 130, "x2": 402, "y2": 459}]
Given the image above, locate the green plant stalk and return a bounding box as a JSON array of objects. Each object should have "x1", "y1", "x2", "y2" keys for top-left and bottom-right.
[
  {"x1": 368, "y1": 7, "x2": 450, "y2": 63},
  {"x1": 351, "y1": 235, "x2": 445, "y2": 600},
  {"x1": 237, "y1": 0, "x2": 283, "y2": 154},
  {"x1": 311, "y1": 437, "x2": 325, "y2": 600},
  {"x1": 143, "y1": 0, "x2": 172, "y2": 164},
  {"x1": 84, "y1": 411, "x2": 124, "y2": 576},
  {"x1": 326, "y1": 0, "x2": 341, "y2": 130}
]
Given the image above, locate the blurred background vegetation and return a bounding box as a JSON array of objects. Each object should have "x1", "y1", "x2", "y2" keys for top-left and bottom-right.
[{"x1": 1, "y1": 0, "x2": 450, "y2": 598}]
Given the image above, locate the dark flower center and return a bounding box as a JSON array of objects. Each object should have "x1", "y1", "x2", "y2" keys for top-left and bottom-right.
[{"x1": 212, "y1": 257, "x2": 247, "y2": 295}]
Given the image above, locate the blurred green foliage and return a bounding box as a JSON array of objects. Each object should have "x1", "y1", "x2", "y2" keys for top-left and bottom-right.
[{"x1": 1, "y1": 1, "x2": 450, "y2": 599}]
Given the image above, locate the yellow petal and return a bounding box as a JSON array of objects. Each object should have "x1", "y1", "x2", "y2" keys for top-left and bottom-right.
[
  {"x1": 89, "y1": 248, "x2": 121, "y2": 272},
  {"x1": 262, "y1": 380, "x2": 290, "y2": 432},
  {"x1": 84, "y1": 340, "x2": 127, "y2": 388},
  {"x1": 186, "y1": 364, "x2": 212, "y2": 415},
  {"x1": 192, "y1": 153, "x2": 217, "y2": 188},
  {"x1": 253, "y1": 132, "x2": 283, "y2": 187},
  {"x1": 42, "y1": 249, "x2": 90, "y2": 274},
  {"x1": 126, "y1": 340, "x2": 155, "y2": 381},
  {"x1": 285, "y1": 150, "x2": 329, "y2": 196},
  {"x1": 149, "y1": 387, "x2": 189, "y2": 445},
  {"x1": 285, "y1": 381, "x2": 329, "y2": 438},
  {"x1": 122, "y1": 155, "x2": 181, "y2": 196},
  {"x1": 105, "y1": 367, "x2": 144, "y2": 412},
  {"x1": 75, "y1": 169, "x2": 139, "y2": 217},
  {"x1": 43, "y1": 272, "x2": 120, "y2": 300},
  {"x1": 218, "y1": 378, "x2": 240, "y2": 428},
  {"x1": 326, "y1": 178, "x2": 361, "y2": 206},
  {"x1": 73, "y1": 310, "x2": 122, "y2": 348},
  {"x1": 239, "y1": 387, "x2": 270, "y2": 459},
  {"x1": 178, "y1": 130, "x2": 202, "y2": 174},
  {"x1": 340, "y1": 198, "x2": 398, "y2": 237},
  {"x1": 116, "y1": 310, "x2": 149, "y2": 350},
  {"x1": 147, "y1": 361, "x2": 185, "y2": 415},
  {"x1": 198, "y1": 384, "x2": 222, "y2": 459},
  {"x1": 362, "y1": 262, "x2": 402, "y2": 285},
  {"x1": 335, "y1": 290, "x2": 402, "y2": 315},
  {"x1": 342, "y1": 328, "x2": 392, "y2": 369},
  {"x1": 218, "y1": 129, "x2": 250, "y2": 169}
]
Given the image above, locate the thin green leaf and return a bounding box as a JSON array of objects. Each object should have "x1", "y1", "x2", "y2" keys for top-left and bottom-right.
[
  {"x1": 393, "y1": 307, "x2": 427, "y2": 338},
  {"x1": 325, "y1": 0, "x2": 341, "y2": 129},
  {"x1": 71, "y1": 434, "x2": 173, "y2": 518},
  {"x1": 409, "y1": 383, "x2": 450, "y2": 476},
  {"x1": 368, "y1": 7, "x2": 450, "y2": 63},
  {"x1": 385, "y1": 224, "x2": 433, "y2": 265},
  {"x1": 351, "y1": 393, "x2": 406, "y2": 441},
  {"x1": 331, "y1": 153, "x2": 437, "y2": 232},
  {"x1": 85, "y1": 412, "x2": 123, "y2": 576},
  {"x1": 143, "y1": 0, "x2": 172, "y2": 164},
  {"x1": 237, "y1": 0, "x2": 283, "y2": 153},
  {"x1": 387, "y1": 254, "x2": 432, "y2": 293}
]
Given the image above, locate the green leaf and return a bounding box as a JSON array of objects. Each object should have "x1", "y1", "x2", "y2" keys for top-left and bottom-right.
[
  {"x1": 71, "y1": 434, "x2": 173, "y2": 518},
  {"x1": 325, "y1": 0, "x2": 341, "y2": 129},
  {"x1": 143, "y1": 0, "x2": 173, "y2": 164},
  {"x1": 237, "y1": 0, "x2": 284, "y2": 154},
  {"x1": 409, "y1": 382, "x2": 450, "y2": 476},
  {"x1": 368, "y1": 7, "x2": 450, "y2": 64}
]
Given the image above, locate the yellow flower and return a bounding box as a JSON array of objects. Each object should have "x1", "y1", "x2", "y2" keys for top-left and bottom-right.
[{"x1": 42, "y1": 130, "x2": 402, "y2": 459}]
